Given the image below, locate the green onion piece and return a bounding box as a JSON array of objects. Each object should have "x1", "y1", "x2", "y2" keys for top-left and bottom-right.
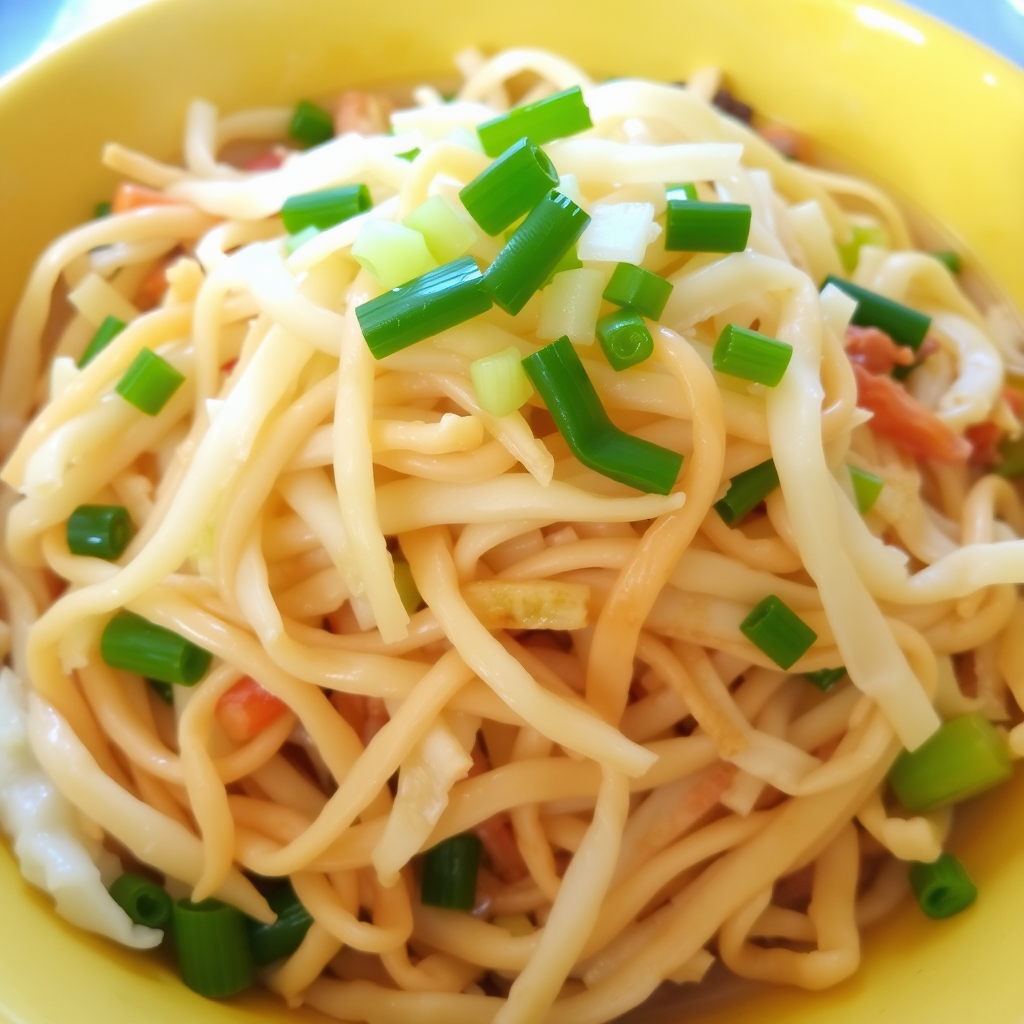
[
  {"x1": 888, "y1": 712, "x2": 1012, "y2": 814},
  {"x1": 94, "y1": 201, "x2": 112, "y2": 219},
  {"x1": 996, "y1": 435, "x2": 1024, "y2": 478},
  {"x1": 421, "y1": 834, "x2": 482, "y2": 910},
  {"x1": 402, "y1": 195, "x2": 476, "y2": 264},
  {"x1": 246, "y1": 882, "x2": 313, "y2": 966},
  {"x1": 393, "y1": 559, "x2": 424, "y2": 614},
  {"x1": 849, "y1": 465, "x2": 884, "y2": 514},
  {"x1": 66, "y1": 505, "x2": 132, "y2": 561},
  {"x1": 713, "y1": 323, "x2": 793, "y2": 387},
  {"x1": 931, "y1": 250, "x2": 962, "y2": 274},
  {"x1": 822, "y1": 276, "x2": 931, "y2": 351},
  {"x1": 101, "y1": 611, "x2": 212, "y2": 686},
  {"x1": 78, "y1": 315, "x2": 126, "y2": 368},
  {"x1": 281, "y1": 184, "x2": 371, "y2": 234},
  {"x1": 173, "y1": 898, "x2": 254, "y2": 998},
  {"x1": 665, "y1": 200, "x2": 751, "y2": 253},
  {"x1": 665, "y1": 182, "x2": 698, "y2": 202},
  {"x1": 714, "y1": 459, "x2": 780, "y2": 526},
  {"x1": 288, "y1": 100, "x2": 334, "y2": 148},
  {"x1": 148, "y1": 679, "x2": 174, "y2": 704},
  {"x1": 356, "y1": 255, "x2": 493, "y2": 359},
  {"x1": 596, "y1": 309, "x2": 654, "y2": 372},
  {"x1": 740, "y1": 595, "x2": 817, "y2": 670},
  {"x1": 909, "y1": 853, "x2": 978, "y2": 919},
  {"x1": 602, "y1": 263, "x2": 674, "y2": 321},
  {"x1": 397, "y1": 147, "x2": 421, "y2": 162},
  {"x1": 837, "y1": 224, "x2": 888, "y2": 274},
  {"x1": 115, "y1": 349, "x2": 184, "y2": 416},
  {"x1": 477, "y1": 86, "x2": 593, "y2": 158},
  {"x1": 352, "y1": 220, "x2": 438, "y2": 290},
  {"x1": 804, "y1": 667, "x2": 847, "y2": 692},
  {"x1": 459, "y1": 138, "x2": 560, "y2": 236},
  {"x1": 108, "y1": 872, "x2": 172, "y2": 928},
  {"x1": 522, "y1": 336, "x2": 683, "y2": 494},
  {"x1": 485, "y1": 191, "x2": 591, "y2": 315},
  {"x1": 285, "y1": 225, "x2": 320, "y2": 255},
  {"x1": 470, "y1": 346, "x2": 534, "y2": 417}
]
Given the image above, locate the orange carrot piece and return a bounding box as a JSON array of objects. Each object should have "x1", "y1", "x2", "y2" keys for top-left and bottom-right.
[
  {"x1": 216, "y1": 677, "x2": 289, "y2": 742},
  {"x1": 111, "y1": 182, "x2": 183, "y2": 214}
]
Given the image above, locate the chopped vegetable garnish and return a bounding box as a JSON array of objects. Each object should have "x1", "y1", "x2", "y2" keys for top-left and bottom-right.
[
  {"x1": 522, "y1": 336, "x2": 683, "y2": 494},
  {"x1": 665, "y1": 200, "x2": 751, "y2": 252},
  {"x1": 666, "y1": 182, "x2": 698, "y2": 202},
  {"x1": 173, "y1": 898, "x2": 254, "y2": 998},
  {"x1": 396, "y1": 147, "x2": 421, "y2": 162},
  {"x1": 602, "y1": 262, "x2": 674, "y2": 321},
  {"x1": 476, "y1": 85, "x2": 593, "y2": 158},
  {"x1": 108, "y1": 872, "x2": 172, "y2": 928},
  {"x1": 542, "y1": 245, "x2": 584, "y2": 288},
  {"x1": 352, "y1": 220, "x2": 438, "y2": 290},
  {"x1": 888, "y1": 712, "x2": 1012, "y2": 813},
  {"x1": 459, "y1": 138, "x2": 560, "y2": 236},
  {"x1": 421, "y1": 834, "x2": 482, "y2": 910},
  {"x1": 94, "y1": 201, "x2": 112, "y2": 219},
  {"x1": 78, "y1": 315, "x2": 126, "y2": 368},
  {"x1": 596, "y1": 308, "x2": 654, "y2": 371},
  {"x1": 740, "y1": 595, "x2": 817, "y2": 670},
  {"x1": 288, "y1": 99, "x2": 334, "y2": 148},
  {"x1": 285, "y1": 225, "x2": 320, "y2": 255},
  {"x1": 247, "y1": 883, "x2": 313, "y2": 966},
  {"x1": 470, "y1": 346, "x2": 534, "y2": 417},
  {"x1": 537, "y1": 267, "x2": 603, "y2": 343},
  {"x1": 997, "y1": 435, "x2": 1024, "y2": 478},
  {"x1": 849, "y1": 465, "x2": 884, "y2": 514},
  {"x1": 714, "y1": 459, "x2": 780, "y2": 526},
  {"x1": 909, "y1": 854, "x2": 978, "y2": 919},
  {"x1": 804, "y1": 667, "x2": 847, "y2": 692},
  {"x1": 215, "y1": 677, "x2": 288, "y2": 742},
  {"x1": 402, "y1": 195, "x2": 476, "y2": 264},
  {"x1": 101, "y1": 611, "x2": 212, "y2": 686},
  {"x1": 66, "y1": 505, "x2": 132, "y2": 561},
  {"x1": 713, "y1": 324, "x2": 793, "y2": 387},
  {"x1": 837, "y1": 224, "x2": 888, "y2": 274},
  {"x1": 485, "y1": 191, "x2": 590, "y2": 314},
  {"x1": 356, "y1": 255, "x2": 493, "y2": 359},
  {"x1": 111, "y1": 183, "x2": 181, "y2": 214},
  {"x1": 931, "y1": 250, "x2": 962, "y2": 274},
  {"x1": 115, "y1": 349, "x2": 185, "y2": 416},
  {"x1": 393, "y1": 559, "x2": 424, "y2": 613},
  {"x1": 822, "y1": 276, "x2": 931, "y2": 351},
  {"x1": 280, "y1": 184, "x2": 371, "y2": 233}
]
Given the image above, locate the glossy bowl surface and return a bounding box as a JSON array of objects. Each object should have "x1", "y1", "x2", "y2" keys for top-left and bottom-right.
[{"x1": 2, "y1": 0, "x2": 1024, "y2": 1021}]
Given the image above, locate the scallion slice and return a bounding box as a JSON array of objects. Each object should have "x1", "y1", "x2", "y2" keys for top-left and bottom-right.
[
  {"x1": 280, "y1": 184, "x2": 371, "y2": 234},
  {"x1": 67, "y1": 505, "x2": 132, "y2": 561},
  {"x1": 393, "y1": 559, "x2": 425, "y2": 614},
  {"x1": 396, "y1": 147, "x2": 421, "y2": 162},
  {"x1": 459, "y1": 138, "x2": 560, "y2": 236},
  {"x1": 421, "y1": 834, "x2": 482, "y2": 910},
  {"x1": 740, "y1": 595, "x2": 817, "y2": 670},
  {"x1": 108, "y1": 872, "x2": 172, "y2": 928},
  {"x1": 94, "y1": 201, "x2": 112, "y2": 219},
  {"x1": 804, "y1": 667, "x2": 847, "y2": 692},
  {"x1": 288, "y1": 100, "x2": 334, "y2": 148},
  {"x1": 837, "y1": 224, "x2": 887, "y2": 274},
  {"x1": 714, "y1": 459, "x2": 780, "y2": 526},
  {"x1": 522, "y1": 336, "x2": 683, "y2": 494},
  {"x1": 173, "y1": 898, "x2": 254, "y2": 998},
  {"x1": 888, "y1": 712, "x2": 1012, "y2": 814},
  {"x1": 909, "y1": 853, "x2": 977, "y2": 919},
  {"x1": 476, "y1": 86, "x2": 593, "y2": 157},
  {"x1": 285, "y1": 225, "x2": 320, "y2": 255},
  {"x1": 247, "y1": 882, "x2": 313, "y2": 966},
  {"x1": 115, "y1": 349, "x2": 185, "y2": 416},
  {"x1": 713, "y1": 324, "x2": 793, "y2": 387},
  {"x1": 931, "y1": 250, "x2": 962, "y2": 274},
  {"x1": 849, "y1": 465, "x2": 884, "y2": 514},
  {"x1": 485, "y1": 191, "x2": 591, "y2": 315},
  {"x1": 470, "y1": 346, "x2": 534, "y2": 417},
  {"x1": 822, "y1": 276, "x2": 931, "y2": 351},
  {"x1": 356, "y1": 255, "x2": 493, "y2": 359},
  {"x1": 78, "y1": 315, "x2": 126, "y2": 368},
  {"x1": 402, "y1": 195, "x2": 476, "y2": 264},
  {"x1": 665, "y1": 199, "x2": 751, "y2": 252},
  {"x1": 596, "y1": 309, "x2": 653, "y2": 371},
  {"x1": 665, "y1": 182, "x2": 698, "y2": 202},
  {"x1": 101, "y1": 612, "x2": 212, "y2": 686},
  {"x1": 602, "y1": 263, "x2": 674, "y2": 321}
]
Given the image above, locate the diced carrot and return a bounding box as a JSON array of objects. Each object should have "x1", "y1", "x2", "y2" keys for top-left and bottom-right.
[
  {"x1": 134, "y1": 257, "x2": 172, "y2": 311},
  {"x1": 111, "y1": 182, "x2": 184, "y2": 214},
  {"x1": 844, "y1": 325, "x2": 915, "y2": 375},
  {"x1": 243, "y1": 150, "x2": 286, "y2": 171},
  {"x1": 965, "y1": 420, "x2": 1003, "y2": 467},
  {"x1": 220, "y1": 358, "x2": 239, "y2": 374},
  {"x1": 333, "y1": 90, "x2": 394, "y2": 136},
  {"x1": 851, "y1": 361, "x2": 971, "y2": 463},
  {"x1": 468, "y1": 744, "x2": 529, "y2": 884},
  {"x1": 329, "y1": 692, "x2": 390, "y2": 747},
  {"x1": 216, "y1": 676, "x2": 289, "y2": 742}
]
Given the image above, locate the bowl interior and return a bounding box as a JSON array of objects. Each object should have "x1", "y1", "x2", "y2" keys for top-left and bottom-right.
[{"x1": 2, "y1": 0, "x2": 1024, "y2": 1022}]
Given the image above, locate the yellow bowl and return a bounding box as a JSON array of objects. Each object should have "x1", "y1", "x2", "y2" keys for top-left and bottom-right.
[{"x1": 2, "y1": 0, "x2": 1024, "y2": 1021}]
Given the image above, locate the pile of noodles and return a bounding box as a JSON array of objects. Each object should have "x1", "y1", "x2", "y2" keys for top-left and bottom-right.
[{"x1": 1, "y1": 45, "x2": 1023, "y2": 1024}]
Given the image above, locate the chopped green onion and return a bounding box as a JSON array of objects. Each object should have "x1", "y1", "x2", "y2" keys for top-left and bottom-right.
[
  {"x1": 596, "y1": 309, "x2": 653, "y2": 371},
  {"x1": 714, "y1": 459, "x2": 779, "y2": 526},
  {"x1": 804, "y1": 667, "x2": 847, "y2": 692},
  {"x1": 888, "y1": 712, "x2": 1012, "y2": 814},
  {"x1": 740, "y1": 595, "x2": 817, "y2": 670},
  {"x1": 665, "y1": 200, "x2": 751, "y2": 253},
  {"x1": 931, "y1": 250, "x2": 962, "y2": 274},
  {"x1": 101, "y1": 611, "x2": 212, "y2": 686},
  {"x1": 108, "y1": 872, "x2": 172, "y2": 928},
  {"x1": 402, "y1": 195, "x2": 476, "y2": 264},
  {"x1": 485, "y1": 191, "x2": 591, "y2": 315},
  {"x1": 470, "y1": 346, "x2": 534, "y2": 417},
  {"x1": 837, "y1": 224, "x2": 888, "y2": 274},
  {"x1": 356, "y1": 255, "x2": 492, "y2": 359},
  {"x1": 94, "y1": 201, "x2": 112, "y2": 219},
  {"x1": 602, "y1": 263, "x2": 674, "y2": 321},
  {"x1": 288, "y1": 100, "x2": 334, "y2": 148},
  {"x1": 281, "y1": 184, "x2": 371, "y2": 234},
  {"x1": 393, "y1": 558, "x2": 424, "y2": 614},
  {"x1": 713, "y1": 324, "x2": 793, "y2": 387},
  {"x1": 849, "y1": 465, "x2": 884, "y2": 514},
  {"x1": 352, "y1": 220, "x2": 438, "y2": 290},
  {"x1": 421, "y1": 834, "x2": 482, "y2": 910},
  {"x1": 477, "y1": 86, "x2": 593, "y2": 158},
  {"x1": 67, "y1": 505, "x2": 132, "y2": 561},
  {"x1": 665, "y1": 182, "x2": 698, "y2": 202},
  {"x1": 148, "y1": 679, "x2": 174, "y2": 704},
  {"x1": 246, "y1": 882, "x2": 313, "y2": 966},
  {"x1": 115, "y1": 349, "x2": 185, "y2": 416},
  {"x1": 996, "y1": 435, "x2": 1024, "y2": 478},
  {"x1": 909, "y1": 853, "x2": 977, "y2": 919},
  {"x1": 78, "y1": 315, "x2": 126, "y2": 368},
  {"x1": 173, "y1": 898, "x2": 254, "y2": 998},
  {"x1": 522, "y1": 336, "x2": 683, "y2": 494},
  {"x1": 285, "y1": 225, "x2": 320, "y2": 255},
  {"x1": 397, "y1": 147, "x2": 421, "y2": 162},
  {"x1": 821, "y1": 276, "x2": 931, "y2": 351},
  {"x1": 459, "y1": 138, "x2": 560, "y2": 236}
]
